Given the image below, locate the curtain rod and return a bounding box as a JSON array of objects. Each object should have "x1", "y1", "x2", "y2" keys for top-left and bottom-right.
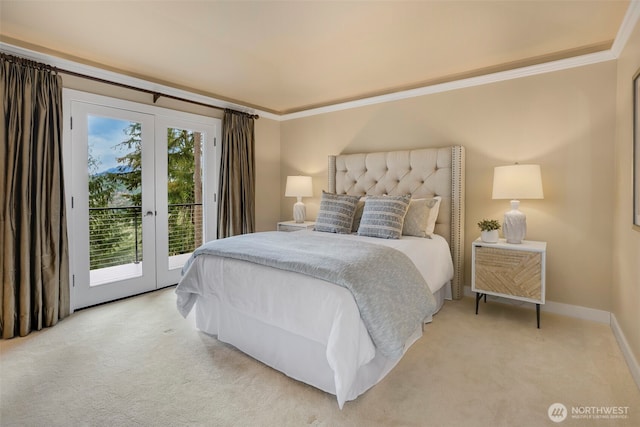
[
  {"x1": 1, "y1": 52, "x2": 259, "y2": 119},
  {"x1": 59, "y1": 67, "x2": 259, "y2": 119},
  {"x1": 1, "y1": 52, "x2": 57, "y2": 73}
]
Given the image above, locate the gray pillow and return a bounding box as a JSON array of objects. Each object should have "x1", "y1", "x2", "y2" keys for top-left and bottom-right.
[
  {"x1": 357, "y1": 195, "x2": 411, "y2": 239},
  {"x1": 314, "y1": 191, "x2": 360, "y2": 234}
]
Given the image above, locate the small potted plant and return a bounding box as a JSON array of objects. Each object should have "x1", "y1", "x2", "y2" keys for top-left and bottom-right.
[{"x1": 478, "y1": 219, "x2": 501, "y2": 243}]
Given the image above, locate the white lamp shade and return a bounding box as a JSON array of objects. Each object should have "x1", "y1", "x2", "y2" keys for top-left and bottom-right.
[
  {"x1": 285, "y1": 176, "x2": 313, "y2": 198},
  {"x1": 492, "y1": 164, "x2": 543, "y2": 200}
]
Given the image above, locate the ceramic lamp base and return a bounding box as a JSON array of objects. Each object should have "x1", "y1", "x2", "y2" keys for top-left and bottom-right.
[
  {"x1": 293, "y1": 201, "x2": 306, "y2": 223},
  {"x1": 503, "y1": 200, "x2": 526, "y2": 244}
]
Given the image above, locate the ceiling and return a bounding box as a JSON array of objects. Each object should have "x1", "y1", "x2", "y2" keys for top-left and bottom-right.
[{"x1": 0, "y1": 1, "x2": 631, "y2": 115}]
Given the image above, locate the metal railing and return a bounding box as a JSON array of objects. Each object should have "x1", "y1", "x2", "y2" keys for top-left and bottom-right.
[
  {"x1": 168, "y1": 203, "x2": 203, "y2": 256},
  {"x1": 89, "y1": 204, "x2": 203, "y2": 270}
]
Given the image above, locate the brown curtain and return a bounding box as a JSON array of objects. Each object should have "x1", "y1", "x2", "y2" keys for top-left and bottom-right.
[
  {"x1": 217, "y1": 109, "x2": 256, "y2": 238},
  {"x1": 0, "y1": 54, "x2": 70, "y2": 339}
]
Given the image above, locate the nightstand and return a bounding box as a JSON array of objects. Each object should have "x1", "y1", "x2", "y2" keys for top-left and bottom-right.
[
  {"x1": 472, "y1": 238, "x2": 546, "y2": 328},
  {"x1": 277, "y1": 220, "x2": 316, "y2": 232}
]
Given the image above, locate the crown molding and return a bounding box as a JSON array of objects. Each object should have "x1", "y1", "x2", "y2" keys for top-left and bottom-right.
[
  {"x1": 0, "y1": 41, "x2": 622, "y2": 124},
  {"x1": 2, "y1": 1, "x2": 638, "y2": 123},
  {"x1": 279, "y1": 50, "x2": 617, "y2": 121},
  {"x1": 281, "y1": 0, "x2": 639, "y2": 121},
  {"x1": 611, "y1": 0, "x2": 640, "y2": 58},
  {"x1": 0, "y1": 42, "x2": 280, "y2": 121}
]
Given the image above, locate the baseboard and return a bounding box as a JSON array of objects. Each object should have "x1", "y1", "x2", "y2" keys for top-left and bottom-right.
[
  {"x1": 541, "y1": 300, "x2": 611, "y2": 323},
  {"x1": 461, "y1": 286, "x2": 640, "y2": 391},
  {"x1": 611, "y1": 313, "x2": 640, "y2": 392},
  {"x1": 462, "y1": 286, "x2": 610, "y2": 323}
]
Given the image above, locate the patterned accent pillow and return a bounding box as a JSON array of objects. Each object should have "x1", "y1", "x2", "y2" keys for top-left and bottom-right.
[
  {"x1": 314, "y1": 191, "x2": 360, "y2": 234},
  {"x1": 357, "y1": 195, "x2": 411, "y2": 239},
  {"x1": 402, "y1": 197, "x2": 442, "y2": 238}
]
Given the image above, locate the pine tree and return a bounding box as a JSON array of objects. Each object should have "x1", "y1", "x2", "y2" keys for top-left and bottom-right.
[{"x1": 88, "y1": 123, "x2": 203, "y2": 269}]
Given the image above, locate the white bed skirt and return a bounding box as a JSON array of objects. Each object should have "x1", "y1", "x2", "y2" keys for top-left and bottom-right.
[
  {"x1": 176, "y1": 232, "x2": 454, "y2": 408},
  {"x1": 192, "y1": 282, "x2": 450, "y2": 406}
]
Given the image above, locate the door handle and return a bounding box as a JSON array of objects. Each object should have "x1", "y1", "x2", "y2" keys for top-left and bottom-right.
[{"x1": 145, "y1": 210, "x2": 154, "y2": 217}]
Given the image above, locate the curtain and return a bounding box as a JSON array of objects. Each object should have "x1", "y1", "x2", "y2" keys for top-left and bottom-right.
[
  {"x1": 217, "y1": 109, "x2": 256, "y2": 238},
  {"x1": 0, "y1": 54, "x2": 70, "y2": 339}
]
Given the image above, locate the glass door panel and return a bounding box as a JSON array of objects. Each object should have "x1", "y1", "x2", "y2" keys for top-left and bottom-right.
[
  {"x1": 167, "y1": 128, "x2": 203, "y2": 270},
  {"x1": 87, "y1": 115, "x2": 144, "y2": 285},
  {"x1": 155, "y1": 117, "x2": 218, "y2": 288},
  {"x1": 70, "y1": 101, "x2": 156, "y2": 309}
]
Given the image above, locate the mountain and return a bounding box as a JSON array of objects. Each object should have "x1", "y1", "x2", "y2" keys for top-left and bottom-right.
[{"x1": 96, "y1": 165, "x2": 134, "y2": 176}]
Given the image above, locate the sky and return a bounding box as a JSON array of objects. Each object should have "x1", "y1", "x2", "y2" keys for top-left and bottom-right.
[{"x1": 87, "y1": 115, "x2": 135, "y2": 174}]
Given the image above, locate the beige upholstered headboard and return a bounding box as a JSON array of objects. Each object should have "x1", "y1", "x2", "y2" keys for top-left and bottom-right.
[{"x1": 328, "y1": 146, "x2": 465, "y2": 300}]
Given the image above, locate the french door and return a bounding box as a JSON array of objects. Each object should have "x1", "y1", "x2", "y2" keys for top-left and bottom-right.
[
  {"x1": 154, "y1": 116, "x2": 219, "y2": 288},
  {"x1": 64, "y1": 90, "x2": 220, "y2": 310}
]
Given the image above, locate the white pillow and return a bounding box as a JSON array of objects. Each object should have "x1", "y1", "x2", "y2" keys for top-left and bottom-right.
[
  {"x1": 351, "y1": 197, "x2": 366, "y2": 232},
  {"x1": 402, "y1": 197, "x2": 442, "y2": 238}
]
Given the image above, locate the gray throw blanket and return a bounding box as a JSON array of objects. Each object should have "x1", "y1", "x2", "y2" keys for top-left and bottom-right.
[{"x1": 183, "y1": 231, "x2": 436, "y2": 358}]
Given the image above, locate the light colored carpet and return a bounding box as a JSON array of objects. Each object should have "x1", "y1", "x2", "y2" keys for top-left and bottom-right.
[{"x1": 1, "y1": 287, "x2": 638, "y2": 427}]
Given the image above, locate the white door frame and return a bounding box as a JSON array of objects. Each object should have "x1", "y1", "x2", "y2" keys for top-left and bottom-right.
[{"x1": 63, "y1": 89, "x2": 220, "y2": 311}]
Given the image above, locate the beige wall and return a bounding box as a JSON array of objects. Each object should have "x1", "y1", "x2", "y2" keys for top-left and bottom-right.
[
  {"x1": 613, "y1": 19, "x2": 640, "y2": 373},
  {"x1": 61, "y1": 74, "x2": 282, "y2": 233},
  {"x1": 281, "y1": 61, "x2": 617, "y2": 311},
  {"x1": 253, "y1": 117, "x2": 281, "y2": 231}
]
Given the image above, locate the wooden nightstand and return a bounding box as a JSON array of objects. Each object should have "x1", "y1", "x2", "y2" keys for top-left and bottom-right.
[
  {"x1": 472, "y1": 238, "x2": 546, "y2": 328},
  {"x1": 277, "y1": 221, "x2": 316, "y2": 232}
]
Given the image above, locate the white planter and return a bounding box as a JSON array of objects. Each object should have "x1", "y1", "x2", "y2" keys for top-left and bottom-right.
[{"x1": 481, "y1": 230, "x2": 499, "y2": 243}]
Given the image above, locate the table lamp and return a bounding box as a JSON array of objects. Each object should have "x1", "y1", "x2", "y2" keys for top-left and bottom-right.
[
  {"x1": 492, "y1": 164, "x2": 543, "y2": 244},
  {"x1": 285, "y1": 176, "x2": 313, "y2": 223}
]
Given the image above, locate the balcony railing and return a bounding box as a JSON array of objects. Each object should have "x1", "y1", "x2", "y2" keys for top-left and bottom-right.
[
  {"x1": 168, "y1": 203, "x2": 203, "y2": 255},
  {"x1": 89, "y1": 204, "x2": 203, "y2": 271}
]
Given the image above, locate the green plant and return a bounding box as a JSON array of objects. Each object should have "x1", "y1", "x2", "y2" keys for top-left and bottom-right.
[{"x1": 477, "y1": 219, "x2": 501, "y2": 232}]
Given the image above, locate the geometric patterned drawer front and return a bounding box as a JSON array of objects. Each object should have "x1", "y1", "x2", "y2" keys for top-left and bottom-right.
[{"x1": 474, "y1": 246, "x2": 542, "y2": 301}]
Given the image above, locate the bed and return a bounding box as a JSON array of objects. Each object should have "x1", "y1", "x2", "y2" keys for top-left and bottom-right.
[{"x1": 176, "y1": 146, "x2": 465, "y2": 408}]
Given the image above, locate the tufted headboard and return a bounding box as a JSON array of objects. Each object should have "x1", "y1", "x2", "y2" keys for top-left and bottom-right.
[{"x1": 328, "y1": 146, "x2": 465, "y2": 300}]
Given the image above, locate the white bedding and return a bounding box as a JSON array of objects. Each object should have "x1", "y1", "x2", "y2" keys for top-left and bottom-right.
[{"x1": 176, "y1": 231, "x2": 453, "y2": 408}]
